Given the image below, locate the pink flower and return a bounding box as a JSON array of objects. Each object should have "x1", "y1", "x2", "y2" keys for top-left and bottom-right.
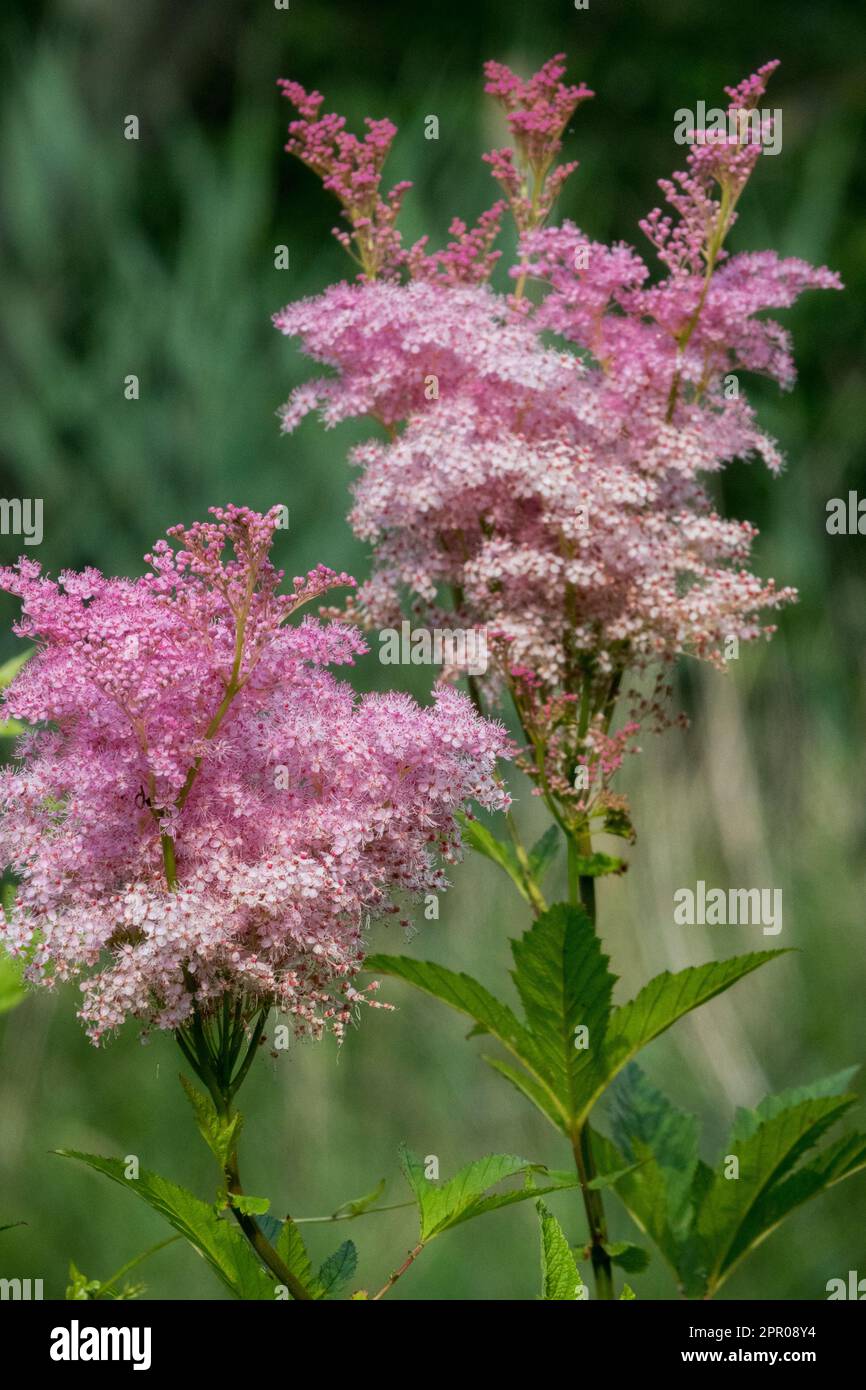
[
  {"x1": 274, "y1": 59, "x2": 841, "y2": 834},
  {"x1": 0, "y1": 506, "x2": 510, "y2": 1042},
  {"x1": 278, "y1": 79, "x2": 410, "y2": 281},
  {"x1": 482, "y1": 53, "x2": 593, "y2": 232}
]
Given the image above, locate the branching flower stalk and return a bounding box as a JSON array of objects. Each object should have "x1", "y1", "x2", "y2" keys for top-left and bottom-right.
[
  {"x1": 176, "y1": 1000, "x2": 316, "y2": 1300},
  {"x1": 0, "y1": 505, "x2": 511, "y2": 1300},
  {"x1": 1, "y1": 55, "x2": 859, "y2": 1307},
  {"x1": 275, "y1": 54, "x2": 843, "y2": 1298}
]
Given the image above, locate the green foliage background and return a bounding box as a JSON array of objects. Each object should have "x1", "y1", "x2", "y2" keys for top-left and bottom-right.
[{"x1": 0, "y1": 0, "x2": 864, "y2": 1299}]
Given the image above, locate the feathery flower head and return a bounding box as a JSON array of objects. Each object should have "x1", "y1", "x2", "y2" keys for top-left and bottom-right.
[
  {"x1": 0, "y1": 507, "x2": 510, "y2": 1042},
  {"x1": 482, "y1": 53, "x2": 593, "y2": 233},
  {"x1": 274, "y1": 58, "x2": 841, "y2": 838},
  {"x1": 278, "y1": 78, "x2": 410, "y2": 280}
]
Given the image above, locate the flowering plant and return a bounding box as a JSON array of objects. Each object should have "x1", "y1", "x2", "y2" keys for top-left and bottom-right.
[
  {"x1": 275, "y1": 55, "x2": 840, "y2": 850},
  {"x1": 0, "y1": 56, "x2": 861, "y2": 1305},
  {"x1": 0, "y1": 506, "x2": 519, "y2": 1297},
  {"x1": 271, "y1": 54, "x2": 864, "y2": 1300}
]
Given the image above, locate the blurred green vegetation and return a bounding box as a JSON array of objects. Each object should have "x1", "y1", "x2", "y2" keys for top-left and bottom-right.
[{"x1": 0, "y1": 0, "x2": 864, "y2": 1299}]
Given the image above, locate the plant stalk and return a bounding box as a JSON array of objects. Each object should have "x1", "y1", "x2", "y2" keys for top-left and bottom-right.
[
  {"x1": 177, "y1": 1005, "x2": 316, "y2": 1301},
  {"x1": 567, "y1": 831, "x2": 613, "y2": 1298}
]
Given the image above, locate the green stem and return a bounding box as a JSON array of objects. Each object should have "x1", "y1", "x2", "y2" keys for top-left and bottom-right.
[
  {"x1": 506, "y1": 811, "x2": 547, "y2": 916},
  {"x1": 568, "y1": 829, "x2": 596, "y2": 926},
  {"x1": 460, "y1": 658, "x2": 547, "y2": 915},
  {"x1": 161, "y1": 834, "x2": 177, "y2": 891},
  {"x1": 228, "y1": 1011, "x2": 267, "y2": 1099},
  {"x1": 371, "y1": 1242, "x2": 425, "y2": 1300},
  {"x1": 177, "y1": 1007, "x2": 316, "y2": 1302},
  {"x1": 222, "y1": 1145, "x2": 314, "y2": 1302},
  {"x1": 571, "y1": 1126, "x2": 614, "y2": 1300},
  {"x1": 96, "y1": 1235, "x2": 181, "y2": 1298},
  {"x1": 294, "y1": 1200, "x2": 416, "y2": 1224},
  {"x1": 566, "y1": 829, "x2": 612, "y2": 1298},
  {"x1": 665, "y1": 183, "x2": 733, "y2": 422}
]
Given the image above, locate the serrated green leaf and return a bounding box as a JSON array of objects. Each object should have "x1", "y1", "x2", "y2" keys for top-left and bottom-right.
[
  {"x1": 317, "y1": 1239, "x2": 358, "y2": 1296},
  {"x1": 733, "y1": 1067, "x2": 860, "y2": 1140},
  {"x1": 591, "y1": 1119, "x2": 712, "y2": 1297},
  {"x1": 365, "y1": 953, "x2": 561, "y2": 1119},
  {"x1": 569, "y1": 852, "x2": 627, "y2": 877},
  {"x1": 370, "y1": 921, "x2": 786, "y2": 1142},
  {"x1": 457, "y1": 814, "x2": 529, "y2": 899},
  {"x1": 510, "y1": 903, "x2": 616, "y2": 1122},
  {"x1": 229, "y1": 1193, "x2": 270, "y2": 1216},
  {"x1": 178, "y1": 1074, "x2": 243, "y2": 1171},
  {"x1": 610, "y1": 1063, "x2": 701, "y2": 1250},
  {"x1": 275, "y1": 1217, "x2": 326, "y2": 1299},
  {"x1": 597, "y1": 953, "x2": 788, "y2": 1116},
  {"x1": 401, "y1": 1148, "x2": 532, "y2": 1240},
  {"x1": 528, "y1": 824, "x2": 561, "y2": 882},
  {"x1": 537, "y1": 1200, "x2": 584, "y2": 1300},
  {"x1": 54, "y1": 1150, "x2": 276, "y2": 1299},
  {"x1": 596, "y1": 1066, "x2": 866, "y2": 1298},
  {"x1": 699, "y1": 1077, "x2": 861, "y2": 1292},
  {"x1": 451, "y1": 1170, "x2": 584, "y2": 1226},
  {"x1": 602, "y1": 1240, "x2": 650, "y2": 1273},
  {"x1": 723, "y1": 1130, "x2": 866, "y2": 1277},
  {"x1": 399, "y1": 1146, "x2": 581, "y2": 1241}
]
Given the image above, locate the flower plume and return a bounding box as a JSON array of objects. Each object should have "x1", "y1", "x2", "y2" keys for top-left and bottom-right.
[{"x1": 0, "y1": 506, "x2": 509, "y2": 1042}]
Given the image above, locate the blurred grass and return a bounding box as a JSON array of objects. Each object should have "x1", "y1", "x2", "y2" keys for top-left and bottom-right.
[{"x1": 0, "y1": 0, "x2": 864, "y2": 1299}]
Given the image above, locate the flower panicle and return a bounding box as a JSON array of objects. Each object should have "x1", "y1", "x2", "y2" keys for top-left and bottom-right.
[{"x1": 0, "y1": 508, "x2": 510, "y2": 1044}]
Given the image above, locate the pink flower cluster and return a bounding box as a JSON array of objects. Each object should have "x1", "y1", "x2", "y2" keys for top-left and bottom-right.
[
  {"x1": 278, "y1": 79, "x2": 411, "y2": 280},
  {"x1": 0, "y1": 507, "x2": 509, "y2": 1042},
  {"x1": 482, "y1": 53, "x2": 593, "y2": 232},
  {"x1": 274, "y1": 57, "x2": 841, "y2": 830}
]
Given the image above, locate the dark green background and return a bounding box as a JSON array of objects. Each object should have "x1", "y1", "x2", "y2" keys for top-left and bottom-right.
[{"x1": 0, "y1": 0, "x2": 864, "y2": 1299}]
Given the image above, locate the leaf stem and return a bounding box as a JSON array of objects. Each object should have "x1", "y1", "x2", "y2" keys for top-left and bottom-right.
[
  {"x1": 176, "y1": 1008, "x2": 316, "y2": 1302},
  {"x1": 96, "y1": 1235, "x2": 182, "y2": 1298},
  {"x1": 506, "y1": 812, "x2": 548, "y2": 916},
  {"x1": 566, "y1": 830, "x2": 611, "y2": 1296},
  {"x1": 222, "y1": 1146, "x2": 314, "y2": 1302},
  {"x1": 371, "y1": 1242, "x2": 425, "y2": 1300},
  {"x1": 293, "y1": 1199, "x2": 416, "y2": 1224},
  {"x1": 571, "y1": 1126, "x2": 614, "y2": 1300}
]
